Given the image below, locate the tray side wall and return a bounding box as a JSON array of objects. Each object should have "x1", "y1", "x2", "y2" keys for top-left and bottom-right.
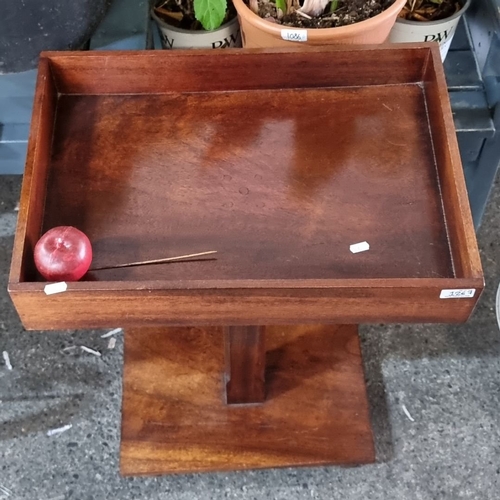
[
  {"x1": 8, "y1": 58, "x2": 58, "y2": 286},
  {"x1": 8, "y1": 284, "x2": 481, "y2": 330},
  {"x1": 44, "y1": 46, "x2": 430, "y2": 95},
  {"x1": 423, "y1": 47, "x2": 484, "y2": 282}
]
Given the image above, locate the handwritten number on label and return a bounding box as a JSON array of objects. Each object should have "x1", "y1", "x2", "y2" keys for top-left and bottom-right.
[
  {"x1": 281, "y1": 29, "x2": 307, "y2": 42},
  {"x1": 440, "y1": 289, "x2": 475, "y2": 299}
]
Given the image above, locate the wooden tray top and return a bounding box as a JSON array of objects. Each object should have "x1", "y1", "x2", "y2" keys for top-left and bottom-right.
[{"x1": 8, "y1": 45, "x2": 483, "y2": 329}]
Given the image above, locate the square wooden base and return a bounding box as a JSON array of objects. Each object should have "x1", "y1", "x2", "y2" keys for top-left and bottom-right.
[{"x1": 120, "y1": 324, "x2": 375, "y2": 475}]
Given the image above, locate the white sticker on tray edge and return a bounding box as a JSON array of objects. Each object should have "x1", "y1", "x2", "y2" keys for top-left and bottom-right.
[
  {"x1": 281, "y1": 29, "x2": 308, "y2": 42},
  {"x1": 440, "y1": 289, "x2": 476, "y2": 299},
  {"x1": 350, "y1": 241, "x2": 370, "y2": 254},
  {"x1": 44, "y1": 282, "x2": 68, "y2": 295}
]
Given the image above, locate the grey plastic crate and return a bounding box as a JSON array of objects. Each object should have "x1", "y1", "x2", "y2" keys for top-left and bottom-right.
[
  {"x1": 454, "y1": 2, "x2": 500, "y2": 227},
  {"x1": 0, "y1": 70, "x2": 36, "y2": 175}
]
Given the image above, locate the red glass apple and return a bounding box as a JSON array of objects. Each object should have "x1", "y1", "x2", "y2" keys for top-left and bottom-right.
[{"x1": 34, "y1": 226, "x2": 92, "y2": 281}]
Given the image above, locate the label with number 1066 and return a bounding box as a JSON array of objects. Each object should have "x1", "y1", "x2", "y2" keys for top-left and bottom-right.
[
  {"x1": 440, "y1": 289, "x2": 476, "y2": 299},
  {"x1": 281, "y1": 29, "x2": 308, "y2": 42}
]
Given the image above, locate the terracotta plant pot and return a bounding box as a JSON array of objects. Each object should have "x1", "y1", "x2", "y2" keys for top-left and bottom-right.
[
  {"x1": 232, "y1": 0, "x2": 407, "y2": 48},
  {"x1": 152, "y1": 10, "x2": 241, "y2": 49},
  {"x1": 389, "y1": 0, "x2": 471, "y2": 61}
]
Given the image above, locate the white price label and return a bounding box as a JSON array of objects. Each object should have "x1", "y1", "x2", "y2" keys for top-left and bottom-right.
[
  {"x1": 281, "y1": 29, "x2": 308, "y2": 42},
  {"x1": 439, "y1": 289, "x2": 475, "y2": 299},
  {"x1": 44, "y1": 282, "x2": 68, "y2": 295},
  {"x1": 350, "y1": 241, "x2": 370, "y2": 254}
]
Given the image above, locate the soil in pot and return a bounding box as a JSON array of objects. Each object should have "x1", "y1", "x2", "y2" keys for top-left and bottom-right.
[
  {"x1": 248, "y1": 0, "x2": 396, "y2": 29},
  {"x1": 154, "y1": 0, "x2": 237, "y2": 30},
  {"x1": 398, "y1": 0, "x2": 462, "y2": 21}
]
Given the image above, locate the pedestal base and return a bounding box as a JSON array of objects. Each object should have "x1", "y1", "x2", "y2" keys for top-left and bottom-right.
[{"x1": 120, "y1": 324, "x2": 375, "y2": 475}]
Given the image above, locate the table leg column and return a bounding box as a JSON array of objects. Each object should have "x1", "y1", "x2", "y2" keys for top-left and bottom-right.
[{"x1": 224, "y1": 325, "x2": 265, "y2": 405}]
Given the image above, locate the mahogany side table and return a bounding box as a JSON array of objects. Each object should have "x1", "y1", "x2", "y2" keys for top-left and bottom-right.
[{"x1": 8, "y1": 45, "x2": 483, "y2": 475}]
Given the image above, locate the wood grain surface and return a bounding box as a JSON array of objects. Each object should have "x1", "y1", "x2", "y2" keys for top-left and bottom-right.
[
  {"x1": 39, "y1": 86, "x2": 454, "y2": 282},
  {"x1": 225, "y1": 326, "x2": 266, "y2": 404},
  {"x1": 8, "y1": 45, "x2": 483, "y2": 329},
  {"x1": 9, "y1": 58, "x2": 57, "y2": 285},
  {"x1": 422, "y1": 54, "x2": 482, "y2": 280},
  {"x1": 9, "y1": 281, "x2": 483, "y2": 330},
  {"x1": 120, "y1": 324, "x2": 375, "y2": 475},
  {"x1": 45, "y1": 45, "x2": 429, "y2": 95}
]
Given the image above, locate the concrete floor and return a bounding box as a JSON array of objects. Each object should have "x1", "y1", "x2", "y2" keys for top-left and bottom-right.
[{"x1": 0, "y1": 174, "x2": 499, "y2": 500}]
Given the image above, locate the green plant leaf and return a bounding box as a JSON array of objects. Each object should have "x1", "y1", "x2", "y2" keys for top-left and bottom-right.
[
  {"x1": 276, "y1": 0, "x2": 287, "y2": 12},
  {"x1": 194, "y1": 0, "x2": 227, "y2": 30},
  {"x1": 330, "y1": 0, "x2": 339, "y2": 11}
]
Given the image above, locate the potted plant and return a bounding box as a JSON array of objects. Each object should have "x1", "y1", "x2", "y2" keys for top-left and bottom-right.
[
  {"x1": 152, "y1": 0, "x2": 241, "y2": 49},
  {"x1": 389, "y1": 0, "x2": 471, "y2": 60},
  {"x1": 232, "y1": 0, "x2": 406, "y2": 47}
]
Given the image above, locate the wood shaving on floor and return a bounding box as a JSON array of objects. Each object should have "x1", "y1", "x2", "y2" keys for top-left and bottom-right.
[
  {"x1": 61, "y1": 346, "x2": 78, "y2": 352},
  {"x1": 46, "y1": 424, "x2": 72, "y2": 437},
  {"x1": 402, "y1": 404, "x2": 415, "y2": 422},
  {"x1": 0, "y1": 484, "x2": 12, "y2": 497},
  {"x1": 2, "y1": 351, "x2": 12, "y2": 371},
  {"x1": 80, "y1": 346, "x2": 101, "y2": 357},
  {"x1": 101, "y1": 328, "x2": 122, "y2": 338}
]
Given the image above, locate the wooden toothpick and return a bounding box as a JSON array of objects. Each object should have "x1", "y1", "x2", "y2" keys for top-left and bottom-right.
[{"x1": 90, "y1": 250, "x2": 217, "y2": 271}]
